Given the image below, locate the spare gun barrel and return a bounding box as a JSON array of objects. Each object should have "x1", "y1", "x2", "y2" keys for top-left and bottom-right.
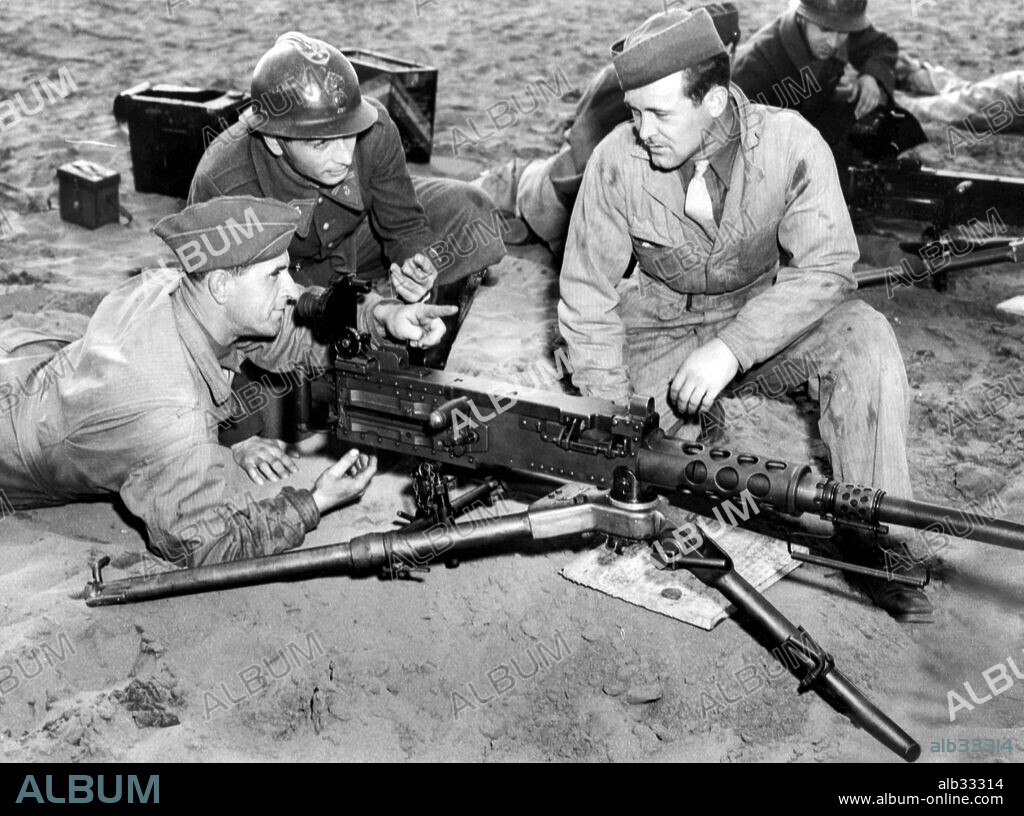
[
  {"x1": 85, "y1": 512, "x2": 534, "y2": 606},
  {"x1": 83, "y1": 477, "x2": 920, "y2": 759},
  {"x1": 855, "y1": 238, "x2": 1024, "y2": 287}
]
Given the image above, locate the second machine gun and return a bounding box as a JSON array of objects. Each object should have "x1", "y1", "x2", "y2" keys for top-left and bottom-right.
[{"x1": 843, "y1": 106, "x2": 1024, "y2": 290}]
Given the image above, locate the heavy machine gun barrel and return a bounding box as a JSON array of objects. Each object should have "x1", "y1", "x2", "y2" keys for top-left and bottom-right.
[
  {"x1": 638, "y1": 432, "x2": 1024, "y2": 550},
  {"x1": 328, "y1": 344, "x2": 1024, "y2": 552}
]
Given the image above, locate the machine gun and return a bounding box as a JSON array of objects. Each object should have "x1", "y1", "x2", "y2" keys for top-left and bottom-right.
[
  {"x1": 843, "y1": 107, "x2": 1024, "y2": 290},
  {"x1": 81, "y1": 280, "x2": 1024, "y2": 761}
]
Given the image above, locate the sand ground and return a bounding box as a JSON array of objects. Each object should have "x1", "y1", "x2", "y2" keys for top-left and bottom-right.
[{"x1": 0, "y1": 0, "x2": 1022, "y2": 764}]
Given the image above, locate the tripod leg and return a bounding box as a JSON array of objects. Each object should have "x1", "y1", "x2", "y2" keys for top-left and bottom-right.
[{"x1": 680, "y1": 530, "x2": 920, "y2": 762}]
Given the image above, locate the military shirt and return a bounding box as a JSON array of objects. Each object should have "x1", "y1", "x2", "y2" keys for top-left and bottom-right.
[
  {"x1": 189, "y1": 98, "x2": 435, "y2": 277},
  {"x1": 558, "y1": 85, "x2": 858, "y2": 402},
  {"x1": 0, "y1": 268, "x2": 385, "y2": 566}
]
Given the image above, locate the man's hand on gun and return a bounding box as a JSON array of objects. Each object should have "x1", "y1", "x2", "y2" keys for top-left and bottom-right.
[
  {"x1": 389, "y1": 252, "x2": 438, "y2": 302},
  {"x1": 851, "y1": 73, "x2": 884, "y2": 120}
]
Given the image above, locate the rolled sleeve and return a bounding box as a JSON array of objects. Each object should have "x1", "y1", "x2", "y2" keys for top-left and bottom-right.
[
  {"x1": 715, "y1": 122, "x2": 857, "y2": 371},
  {"x1": 557, "y1": 142, "x2": 636, "y2": 402}
]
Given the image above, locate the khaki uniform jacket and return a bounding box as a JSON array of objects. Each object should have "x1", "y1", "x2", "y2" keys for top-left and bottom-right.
[
  {"x1": 558, "y1": 85, "x2": 858, "y2": 402},
  {"x1": 0, "y1": 269, "x2": 383, "y2": 566}
]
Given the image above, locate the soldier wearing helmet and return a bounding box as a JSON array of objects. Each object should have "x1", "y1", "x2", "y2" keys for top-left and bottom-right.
[
  {"x1": 189, "y1": 32, "x2": 505, "y2": 465},
  {"x1": 191, "y1": 32, "x2": 505, "y2": 304},
  {"x1": 732, "y1": 0, "x2": 898, "y2": 164}
]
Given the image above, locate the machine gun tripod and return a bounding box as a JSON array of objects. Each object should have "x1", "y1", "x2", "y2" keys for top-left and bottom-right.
[
  {"x1": 83, "y1": 464, "x2": 921, "y2": 762},
  {"x1": 81, "y1": 278, "x2": 1024, "y2": 762}
]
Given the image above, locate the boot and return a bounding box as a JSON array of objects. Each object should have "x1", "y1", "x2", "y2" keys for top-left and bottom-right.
[{"x1": 834, "y1": 528, "x2": 934, "y2": 623}]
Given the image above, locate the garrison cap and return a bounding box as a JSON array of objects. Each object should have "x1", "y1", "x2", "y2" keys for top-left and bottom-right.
[
  {"x1": 611, "y1": 8, "x2": 727, "y2": 92},
  {"x1": 154, "y1": 196, "x2": 298, "y2": 275}
]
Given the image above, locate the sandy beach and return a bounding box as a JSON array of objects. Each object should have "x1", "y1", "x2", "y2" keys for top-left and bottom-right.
[{"x1": 0, "y1": 0, "x2": 1022, "y2": 765}]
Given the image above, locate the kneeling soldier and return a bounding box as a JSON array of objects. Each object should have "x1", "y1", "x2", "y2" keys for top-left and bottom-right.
[{"x1": 558, "y1": 9, "x2": 931, "y2": 622}]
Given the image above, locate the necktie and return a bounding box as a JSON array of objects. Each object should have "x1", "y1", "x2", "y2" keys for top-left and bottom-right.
[{"x1": 685, "y1": 159, "x2": 715, "y2": 233}]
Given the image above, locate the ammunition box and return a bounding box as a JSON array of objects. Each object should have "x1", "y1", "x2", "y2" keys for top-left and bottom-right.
[
  {"x1": 113, "y1": 83, "x2": 250, "y2": 198},
  {"x1": 344, "y1": 49, "x2": 438, "y2": 163},
  {"x1": 57, "y1": 160, "x2": 121, "y2": 230}
]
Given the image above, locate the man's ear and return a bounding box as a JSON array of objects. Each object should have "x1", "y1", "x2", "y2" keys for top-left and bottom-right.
[
  {"x1": 264, "y1": 134, "x2": 284, "y2": 157},
  {"x1": 704, "y1": 85, "x2": 730, "y2": 118},
  {"x1": 206, "y1": 268, "x2": 233, "y2": 305}
]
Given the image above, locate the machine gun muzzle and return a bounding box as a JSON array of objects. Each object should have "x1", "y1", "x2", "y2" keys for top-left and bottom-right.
[{"x1": 639, "y1": 433, "x2": 1024, "y2": 551}]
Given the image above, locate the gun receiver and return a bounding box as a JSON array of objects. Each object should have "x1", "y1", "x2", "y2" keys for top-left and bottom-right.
[
  {"x1": 847, "y1": 158, "x2": 1024, "y2": 231},
  {"x1": 333, "y1": 345, "x2": 1024, "y2": 552}
]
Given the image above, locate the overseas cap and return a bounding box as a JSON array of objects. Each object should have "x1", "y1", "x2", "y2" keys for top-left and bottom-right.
[
  {"x1": 793, "y1": 0, "x2": 870, "y2": 33},
  {"x1": 611, "y1": 8, "x2": 727, "y2": 92},
  {"x1": 154, "y1": 196, "x2": 299, "y2": 275}
]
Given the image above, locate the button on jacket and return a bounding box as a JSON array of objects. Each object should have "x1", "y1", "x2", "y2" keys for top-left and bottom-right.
[
  {"x1": 557, "y1": 84, "x2": 858, "y2": 403},
  {"x1": 189, "y1": 98, "x2": 435, "y2": 276},
  {"x1": 0, "y1": 268, "x2": 384, "y2": 567}
]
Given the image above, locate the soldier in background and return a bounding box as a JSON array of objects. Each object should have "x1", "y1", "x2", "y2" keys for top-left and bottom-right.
[
  {"x1": 732, "y1": 0, "x2": 897, "y2": 167},
  {"x1": 192, "y1": 32, "x2": 505, "y2": 299},
  {"x1": 191, "y1": 33, "x2": 504, "y2": 473},
  {"x1": 474, "y1": 4, "x2": 742, "y2": 257}
]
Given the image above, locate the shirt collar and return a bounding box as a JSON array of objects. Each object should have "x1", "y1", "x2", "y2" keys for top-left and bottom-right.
[
  {"x1": 631, "y1": 83, "x2": 766, "y2": 209},
  {"x1": 170, "y1": 281, "x2": 238, "y2": 405},
  {"x1": 686, "y1": 102, "x2": 741, "y2": 187}
]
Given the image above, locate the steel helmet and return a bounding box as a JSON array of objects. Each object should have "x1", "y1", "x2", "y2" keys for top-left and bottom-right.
[
  {"x1": 240, "y1": 32, "x2": 378, "y2": 139},
  {"x1": 794, "y1": 0, "x2": 870, "y2": 33}
]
